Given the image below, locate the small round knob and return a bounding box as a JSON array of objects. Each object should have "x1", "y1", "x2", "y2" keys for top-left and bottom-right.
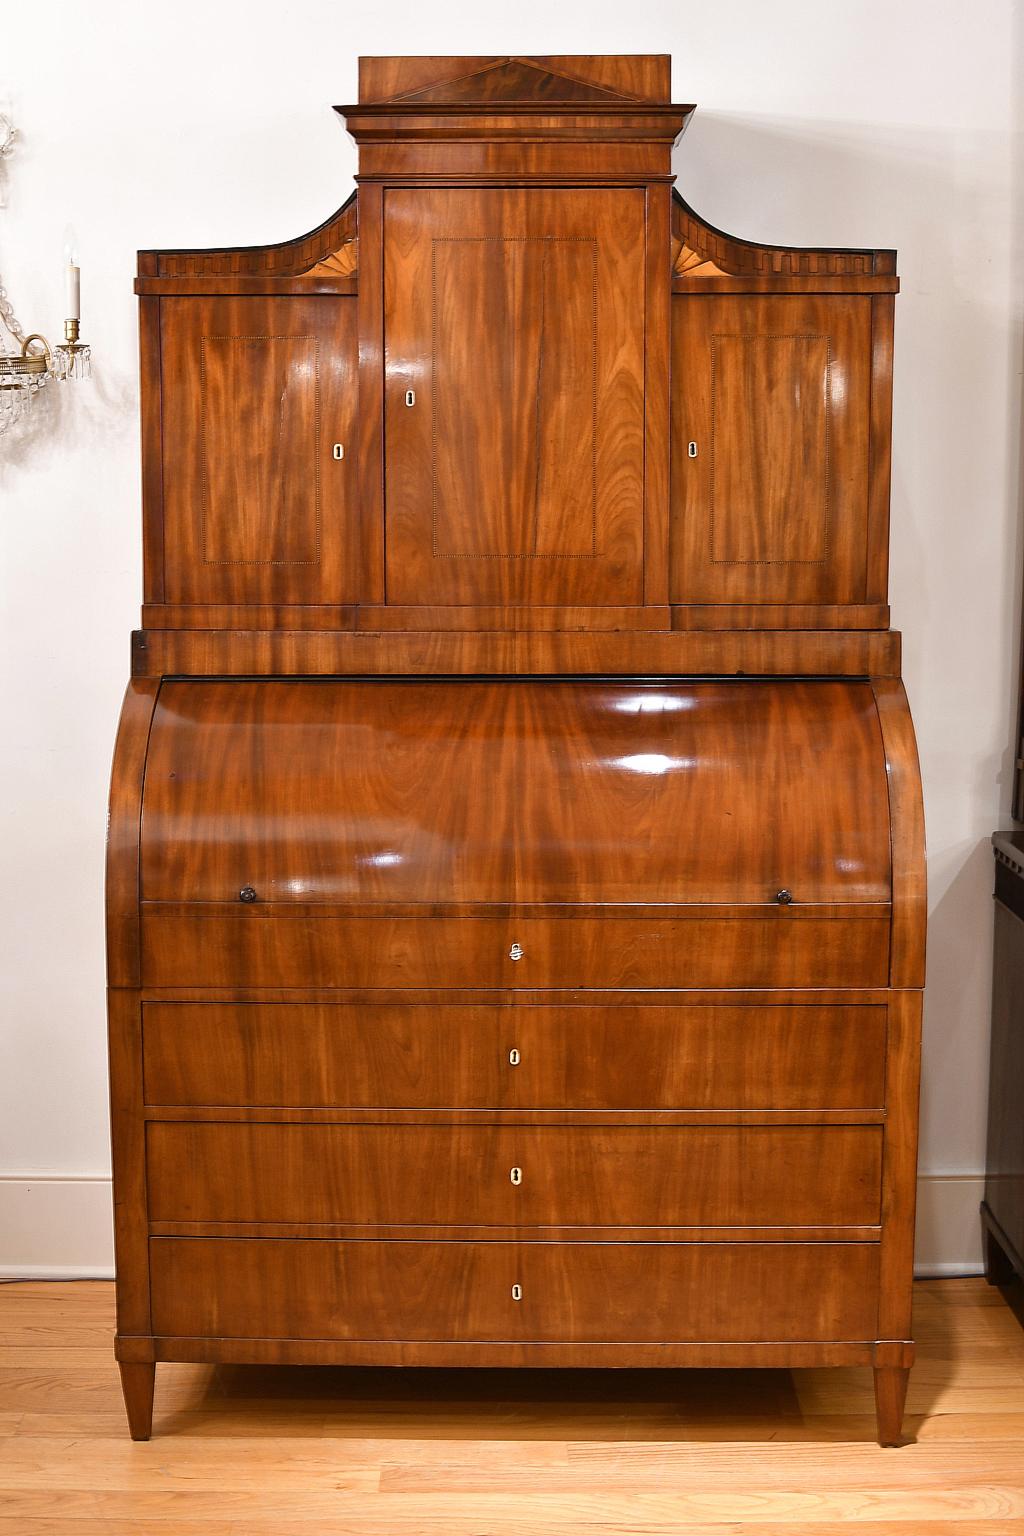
[
  {"x1": 239, "y1": 885, "x2": 258, "y2": 904},
  {"x1": 509, "y1": 942, "x2": 524, "y2": 961},
  {"x1": 775, "y1": 888, "x2": 793, "y2": 905}
]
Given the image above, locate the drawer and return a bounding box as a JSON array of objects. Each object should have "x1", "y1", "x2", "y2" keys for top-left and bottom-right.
[
  {"x1": 149, "y1": 1236, "x2": 881, "y2": 1342},
  {"x1": 140, "y1": 906, "x2": 890, "y2": 989},
  {"x1": 142, "y1": 1001, "x2": 888, "y2": 1110},
  {"x1": 146, "y1": 1123, "x2": 883, "y2": 1228}
]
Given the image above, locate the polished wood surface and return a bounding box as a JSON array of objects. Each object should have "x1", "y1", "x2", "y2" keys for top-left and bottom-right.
[
  {"x1": 872, "y1": 679, "x2": 927, "y2": 988},
  {"x1": 139, "y1": 194, "x2": 356, "y2": 281},
  {"x1": 383, "y1": 188, "x2": 645, "y2": 605},
  {"x1": 139, "y1": 680, "x2": 891, "y2": 906},
  {"x1": 147, "y1": 1123, "x2": 882, "y2": 1228},
  {"x1": 131, "y1": 626, "x2": 904, "y2": 677},
  {"x1": 877, "y1": 991, "x2": 923, "y2": 1346},
  {"x1": 109, "y1": 51, "x2": 925, "y2": 1447},
  {"x1": 139, "y1": 907, "x2": 892, "y2": 991},
  {"x1": 671, "y1": 295, "x2": 872, "y2": 605},
  {"x1": 105, "y1": 679, "x2": 159, "y2": 989},
  {"x1": 149, "y1": 1238, "x2": 882, "y2": 1345},
  {"x1": 671, "y1": 189, "x2": 897, "y2": 279},
  {"x1": 157, "y1": 295, "x2": 359, "y2": 604},
  {"x1": 140, "y1": 1001, "x2": 888, "y2": 1110},
  {"x1": 358, "y1": 55, "x2": 675, "y2": 106},
  {"x1": 5, "y1": 1280, "x2": 1024, "y2": 1529}
]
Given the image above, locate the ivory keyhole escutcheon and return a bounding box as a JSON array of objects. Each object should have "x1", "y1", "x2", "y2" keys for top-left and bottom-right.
[
  {"x1": 511, "y1": 1284, "x2": 523, "y2": 1302},
  {"x1": 508, "y1": 1048, "x2": 520, "y2": 1066},
  {"x1": 510, "y1": 1166, "x2": 523, "y2": 1186}
]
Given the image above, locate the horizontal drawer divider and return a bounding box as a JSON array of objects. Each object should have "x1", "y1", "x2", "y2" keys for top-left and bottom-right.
[
  {"x1": 140, "y1": 900, "x2": 893, "y2": 919},
  {"x1": 141, "y1": 1107, "x2": 888, "y2": 1125},
  {"x1": 148, "y1": 1221, "x2": 884, "y2": 1243},
  {"x1": 136, "y1": 988, "x2": 896, "y2": 1004}
]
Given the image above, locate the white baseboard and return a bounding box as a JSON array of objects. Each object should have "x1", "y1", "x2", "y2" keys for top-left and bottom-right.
[
  {"x1": 914, "y1": 1172, "x2": 986, "y2": 1277},
  {"x1": 0, "y1": 1174, "x2": 114, "y2": 1280},
  {"x1": 0, "y1": 1170, "x2": 990, "y2": 1281}
]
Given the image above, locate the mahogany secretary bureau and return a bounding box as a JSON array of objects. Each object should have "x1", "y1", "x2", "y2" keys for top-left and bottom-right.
[{"x1": 107, "y1": 53, "x2": 926, "y2": 1444}]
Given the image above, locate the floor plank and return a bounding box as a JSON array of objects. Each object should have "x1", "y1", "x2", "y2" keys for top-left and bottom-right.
[{"x1": 0, "y1": 1279, "x2": 1021, "y2": 1533}]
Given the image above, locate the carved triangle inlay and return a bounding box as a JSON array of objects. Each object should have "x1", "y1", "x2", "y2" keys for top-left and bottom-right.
[
  {"x1": 393, "y1": 57, "x2": 628, "y2": 106},
  {"x1": 306, "y1": 238, "x2": 358, "y2": 278},
  {"x1": 671, "y1": 236, "x2": 726, "y2": 278}
]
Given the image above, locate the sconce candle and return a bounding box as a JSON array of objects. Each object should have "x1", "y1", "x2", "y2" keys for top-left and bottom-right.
[{"x1": 65, "y1": 260, "x2": 80, "y2": 321}]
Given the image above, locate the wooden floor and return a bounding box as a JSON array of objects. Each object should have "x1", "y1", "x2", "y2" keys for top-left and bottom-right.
[{"x1": 1, "y1": 1278, "x2": 1023, "y2": 1533}]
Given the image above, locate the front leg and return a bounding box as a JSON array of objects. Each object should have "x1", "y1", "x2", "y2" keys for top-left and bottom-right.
[
  {"x1": 119, "y1": 1360, "x2": 156, "y2": 1441},
  {"x1": 873, "y1": 1364, "x2": 910, "y2": 1446}
]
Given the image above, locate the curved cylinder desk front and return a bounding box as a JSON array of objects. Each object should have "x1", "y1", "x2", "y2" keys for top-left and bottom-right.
[{"x1": 106, "y1": 53, "x2": 925, "y2": 1445}]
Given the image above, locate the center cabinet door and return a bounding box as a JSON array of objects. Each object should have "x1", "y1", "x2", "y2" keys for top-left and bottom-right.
[{"x1": 383, "y1": 188, "x2": 647, "y2": 605}]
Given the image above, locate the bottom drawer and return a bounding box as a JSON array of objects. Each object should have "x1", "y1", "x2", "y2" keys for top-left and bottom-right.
[{"x1": 149, "y1": 1238, "x2": 880, "y2": 1343}]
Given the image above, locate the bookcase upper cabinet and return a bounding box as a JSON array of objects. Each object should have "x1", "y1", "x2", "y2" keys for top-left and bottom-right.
[{"x1": 136, "y1": 54, "x2": 896, "y2": 626}]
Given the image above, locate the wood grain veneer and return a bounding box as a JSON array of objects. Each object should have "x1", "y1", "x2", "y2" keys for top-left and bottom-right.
[
  {"x1": 146, "y1": 1122, "x2": 883, "y2": 1229},
  {"x1": 108, "y1": 51, "x2": 924, "y2": 1446},
  {"x1": 148, "y1": 1238, "x2": 882, "y2": 1345},
  {"x1": 140, "y1": 1001, "x2": 888, "y2": 1110},
  {"x1": 138, "y1": 679, "x2": 891, "y2": 906}
]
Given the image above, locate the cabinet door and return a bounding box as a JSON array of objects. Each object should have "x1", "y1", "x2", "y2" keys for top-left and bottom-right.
[
  {"x1": 383, "y1": 187, "x2": 646, "y2": 605},
  {"x1": 670, "y1": 296, "x2": 872, "y2": 604},
  {"x1": 159, "y1": 296, "x2": 359, "y2": 603}
]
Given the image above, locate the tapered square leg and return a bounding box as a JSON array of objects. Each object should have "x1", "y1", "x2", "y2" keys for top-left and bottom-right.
[
  {"x1": 119, "y1": 1361, "x2": 156, "y2": 1441},
  {"x1": 873, "y1": 1364, "x2": 909, "y2": 1446}
]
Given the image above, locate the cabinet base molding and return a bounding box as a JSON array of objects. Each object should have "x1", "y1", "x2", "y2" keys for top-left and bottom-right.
[{"x1": 116, "y1": 1334, "x2": 913, "y2": 1371}]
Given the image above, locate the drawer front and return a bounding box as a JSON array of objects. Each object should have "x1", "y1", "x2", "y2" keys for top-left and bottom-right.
[
  {"x1": 149, "y1": 1237, "x2": 881, "y2": 1342},
  {"x1": 140, "y1": 907, "x2": 890, "y2": 989},
  {"x1": 147, "y1": 1123, "x2": 883, "y2": 1228},
  {"x1": 142, "y1": 1002, "x2": 887, "y2": 1110}
]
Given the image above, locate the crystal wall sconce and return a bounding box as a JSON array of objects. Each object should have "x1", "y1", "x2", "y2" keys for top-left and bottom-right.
[{"x1": 0, "y1": 114, "x2": 91, "y2": 437}]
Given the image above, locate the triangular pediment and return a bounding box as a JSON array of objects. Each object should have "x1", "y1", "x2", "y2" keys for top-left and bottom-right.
[{"x1": 391, "y1": 56, "x2": 632, "y2": 106}]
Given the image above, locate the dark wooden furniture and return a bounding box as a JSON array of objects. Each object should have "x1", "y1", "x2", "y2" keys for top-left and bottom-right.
[
  {"x1": 108, "y1": 54, "x2": 925, "y2": 1445},
  {"x1": 983, "y1": 832, "x2": 1024, "y2": 1290}
]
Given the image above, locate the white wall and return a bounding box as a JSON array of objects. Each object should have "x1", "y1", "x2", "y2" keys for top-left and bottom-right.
[{"x1": 1, "y1": 0, "x2": 1020, "y2": 1275}]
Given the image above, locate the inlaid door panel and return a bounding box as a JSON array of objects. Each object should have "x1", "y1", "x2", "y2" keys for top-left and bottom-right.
[
  {"x1": 159, "y1": 296, "x2": 360, "y2": 603},
  {"x1": 670, "y1": 295, "x2": 872, "y2": 604},
  {"x1": 384, "y1": 187, "x2": 646, "y2": 604}
]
